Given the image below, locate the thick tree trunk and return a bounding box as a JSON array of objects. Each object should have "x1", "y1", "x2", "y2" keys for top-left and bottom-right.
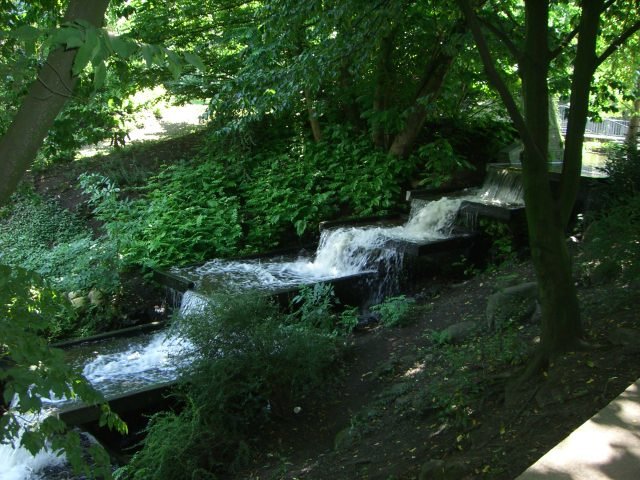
[
  {"x1": 520, "y1": 0, "x2": 582, "y2": 357},
  {"x1": 0, "y1": 0, "x2": 110, "y2": 205}
]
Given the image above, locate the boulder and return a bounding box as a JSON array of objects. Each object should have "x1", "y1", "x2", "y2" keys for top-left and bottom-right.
[
  {"x1": 438, "y1": 321, "x2": 476, "y2": 344},
  {"x1": 70, "y1": 296, "x2": 88, "y2": 310},
  {"x1": 88, "y1": 288, "x2": 105, "y2": 306},
  {"x1": 486, "y1": 281, "x2": 538, "y2": 330}
]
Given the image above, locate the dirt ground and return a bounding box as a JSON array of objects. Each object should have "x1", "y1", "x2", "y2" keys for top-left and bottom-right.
[
  {"x1": 26, "y1": 121, "x2": 640, "y2": 479},
  {"x1": 239, "y1": 266, "x2": 640, "y2": 480}
]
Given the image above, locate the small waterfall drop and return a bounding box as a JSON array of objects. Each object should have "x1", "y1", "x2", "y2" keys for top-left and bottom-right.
[
  {"x1": 477, "y1": 167, "x2": 524, "y2": 206},
  {"x1": 177, "y1": 196, "x2": 465, "y2": 294},
  {"x1": 0, "y1": 192, "x2": 471, "y2": 480},
  {"x1": 0, "y1": 420, "x2": 66, "y2": 480}
]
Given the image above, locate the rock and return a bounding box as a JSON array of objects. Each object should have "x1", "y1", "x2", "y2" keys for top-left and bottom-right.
[
  {"x1": 88, "y1": 288, "x2": 105, "y2": 306},
  {"x1": 419, "y1": 459, "x2": 470, "y2": 480},
  {"x1": 70, "y1": 296, "x2": 88, "y2": 310},
  {"x1": 67, "y1": 291, "x2": 82, "y2": 301},
  {"x1": 438, "y1": 321, "x2": 476, "y2": 344},
  {"x1": 486, "y1": 282, "x2": 538, "y2": 330}
]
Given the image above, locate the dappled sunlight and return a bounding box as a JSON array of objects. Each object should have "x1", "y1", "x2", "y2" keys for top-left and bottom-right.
[{"x1": 77, "y1": 103, "x2": 207, "y2": 158}]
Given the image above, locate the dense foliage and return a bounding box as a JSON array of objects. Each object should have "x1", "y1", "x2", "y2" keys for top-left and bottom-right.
[
  {"x1": 118, "y1": 288, "x2": 344, "y2": 479},
  {"x1": 1, "y1": 0, "x2": 638, "y2": 476},
  {"x1": 82, "y1": 127, "x2": 424, "y2": 269},
  {"x1": 581, "y1": 145, "x2": 640, "y2": 283},
  {"x1": 0, "y1": 193, "x2": 122, "y2": 338},
  {"x1": 0, "y1": 265, "x2": 125, "y2": 477}
]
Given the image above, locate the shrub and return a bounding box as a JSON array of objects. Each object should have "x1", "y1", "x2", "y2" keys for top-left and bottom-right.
[
  {"x1": 581, "y1": 145, "x2": 640, "y2": 283},
  {"x1": 0, "y1": 193, "x2": 123, "y2": 338},
  {"x1": 371, "y1": 295, "x2": 412, "y2": 327},
  {"x1": 120, "y1": 293, "x2": 342, "y2": 479}
]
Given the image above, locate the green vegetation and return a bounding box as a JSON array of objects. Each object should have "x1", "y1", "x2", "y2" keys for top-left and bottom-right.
[
  {"x1": 0, "y1": 192, "x2": 121, "y2": 338},
  {"x1": 581, "y1": 145, "x2": 640, "y2": 283},
  {"x1": 0, "y1": 0, "x2": 638, "y2": 477},
  {"x1": 0, "y1": 265, "x2": 126, "y2": 477},
  {"x1": 81, "y1": 128, "x2": 422, "y2": 269},
  {"x1": 118, "y1": 288, "x2": 343, "y2": 479}
]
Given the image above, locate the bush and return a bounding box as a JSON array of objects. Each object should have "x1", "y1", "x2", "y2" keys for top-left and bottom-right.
[
  {"x1": 0, "y1": 193, "x2": 123, "y2": 338},
  {"x1": 581, "y1": 145, "x2": 640, "y2": 283},
  {"x1": 89, "y1": 127, "x2": 415, "y2": 267},
  {"x1": 120, "y1": 293, "x2": 342, "y2": 479},
  {"x1": 582, "y1": 193, "x2": 640, "y2": 282}
]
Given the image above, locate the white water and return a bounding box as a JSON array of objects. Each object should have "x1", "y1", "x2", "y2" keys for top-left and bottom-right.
[
  {"x1": 477, "y1": 167, "x2": 524, "y2": 206},
  {"x1": 0, "y1": 417, "x2": 66, "y2": 480},
  {"x1": 177, "y1": 196, "x2": 464, "y2": 293},
  {"x1": 0, "y1": 195, "x2": 467, "y2": 480}
]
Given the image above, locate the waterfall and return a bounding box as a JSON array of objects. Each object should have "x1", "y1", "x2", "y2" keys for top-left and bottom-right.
[
  {"x1": 477, "y1": 167, "x2": 524, "y2": 206},
  {"x1": 0, "y1": 195, "x2": 467, "y2": 480},
  {"x1": 177, "y1": 196, "x2": 465, "y2": 295}
]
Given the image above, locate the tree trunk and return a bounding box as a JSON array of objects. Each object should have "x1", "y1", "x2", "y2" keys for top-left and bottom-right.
[
  {"x1": 520, "y1": 0, "x2": 582, "y2": 357},
  {"x1": 626, "y1": 96, "x2": 640, "y2": 153},
  {"x1": 339, "y1": 64, "x2": 362, "y2": 130},
  {"x1": 304, "y1": 88, "x2": 322, "y2": 142},
  {"x1": 372, "y1": 27, "x2": 398, "y2": 149},
  {"x1": 388, "y1": 23, "x2": 463, "y2": 158},
  {"x1": 558, "y1": 0, "x2": 602, "y2": 227},
  {"x1": 0, "y1": 0, "x2": 111, "y2": 206}
]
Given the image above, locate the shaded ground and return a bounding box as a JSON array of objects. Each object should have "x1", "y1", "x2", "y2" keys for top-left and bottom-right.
[
  {"x1": 240, "y1": 266, "x2": 640, "y2": 479},
  {"x1": 25, "y1": 125, "x2": 640, "y2": 479}
]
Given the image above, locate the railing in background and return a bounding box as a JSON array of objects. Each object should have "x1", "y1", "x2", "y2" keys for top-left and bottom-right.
[{"x1": 558, "y1": 103, "x2": 630, "y2": 141}]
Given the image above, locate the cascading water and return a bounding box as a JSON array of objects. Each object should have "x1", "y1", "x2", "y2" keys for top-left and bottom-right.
[
  {"x1": 477, "y1": 166, "x2": 524, "y2": 206},
  {"x1": 0, "y1": 191, "x2": 494, "y2": 480},
  {"x1": 176, "y1": 196, "x2": 465, "y2": 297}
]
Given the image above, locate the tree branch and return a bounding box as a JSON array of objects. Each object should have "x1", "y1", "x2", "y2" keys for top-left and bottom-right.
[
  {"x1": 549, "y1": 25, "x2": 579, "y2": 60},
  {"x1": 550, "y1": 0, "x2": 614, "y2": 61},
  {"x1": 596, "y1": 20, "x2": 640, "y2": 68},
  {"x1": 478, "y1": 15, "x2": 522, "y2": 60},
  {"x1": 456, "y1": 0, "x2": 543, "y2": 164}
]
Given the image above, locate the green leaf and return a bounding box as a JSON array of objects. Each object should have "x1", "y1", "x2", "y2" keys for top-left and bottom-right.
[
  {"x1": 93, "y1": 61, "x2": 107, "y2": 89},
  {"x1": 183, "y1": 52, "x2": 206, "y2": 72},
  {"x1": 109, "y1": 34, "x2": 134, "y2": 58},
  {"x1": 11, "y1": 25, "x2": 41, "y2": 43},
  {"x1": 141, "y1": 44, "x2": 154, "y2": 67},
  {"x1": 72, "y1": 29, "x2": 99, "y2": 75},
  {"x1": 166, "y1": 49, "x2": 182, "y2": 79},
  {"x1": 64, "y1": 30, "x2": 85, "y2": 49}
]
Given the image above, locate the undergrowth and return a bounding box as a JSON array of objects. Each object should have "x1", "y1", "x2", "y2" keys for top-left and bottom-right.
[
  {"x1": 118, "y1": 286, "x2": 345, "y2": 479},
  {"x1": 0, "y1": 193, "x2": 122, "y2": 338},
  {"x1": 81, "y1": 127, "x2": 416, "y2": 269}
]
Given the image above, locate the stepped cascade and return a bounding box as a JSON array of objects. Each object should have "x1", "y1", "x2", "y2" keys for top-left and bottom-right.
[{"x1": 0, "y1": 168, "x2": 526, "y2": 479}]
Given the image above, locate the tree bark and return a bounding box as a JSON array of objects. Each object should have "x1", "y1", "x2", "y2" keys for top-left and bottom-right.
[
  {"x1": 0, "y1": 0, "x2": 110, "y2": 206},
  {"x1": 458, "y1": 0, "x2": 589, "y2": 360},
  {"x1": 304, "y1": 88, "x2": 322, "y2": 142},
  {"x1": 626, "y1": 96, "x2": 640, "y2": 153},
  {"x1": 558, "y1": 0, "x2": 602, "y2": 227},
  {"x1": 519, "y1": 0, "x2": 582, "y2": 357},
  {"x1": 372, "y1": 27, "x2": 398, "y2": 149},
  {"x1": 387, "y1": 23, "x2": 463, "y2": 158},
  {"x1": 338, "y1": 64, "x2": 362, "y2": 130}
]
